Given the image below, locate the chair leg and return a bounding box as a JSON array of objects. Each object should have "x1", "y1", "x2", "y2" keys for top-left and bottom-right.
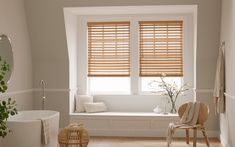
[
  {"x1": 202, "y1": 129, "x2": 210, "y2": 147},
  {"x1": 186, "y1": 129, "x2": 189, "y2": 144},
  {"x1": 193, "y1": 128, "x2": 197, "y2": 147}
]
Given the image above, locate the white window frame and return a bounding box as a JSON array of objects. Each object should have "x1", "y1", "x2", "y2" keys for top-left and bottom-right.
[{"x1": 74, "y1": 6, "x2": 196, "y2": 96}]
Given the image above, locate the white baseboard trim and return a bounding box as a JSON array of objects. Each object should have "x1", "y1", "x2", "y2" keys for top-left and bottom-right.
[
  {"x1": 88, "y1": 129, "x2": 219, "y2": 138},
  {"x1": 220, "y1": 134, "x2": 230, "y2": 147}
]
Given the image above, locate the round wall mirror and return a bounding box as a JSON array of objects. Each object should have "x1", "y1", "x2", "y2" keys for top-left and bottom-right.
[{"x1": 0, "y1": 34, "x2": 13, "y2": 83}]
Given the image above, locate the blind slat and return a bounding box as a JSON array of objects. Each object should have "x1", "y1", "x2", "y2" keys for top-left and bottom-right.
[
  {"x1": 88, "y1": 22, "x2": 130, "y2": 77},
  {"x1": 139, "y1": 21, "x2": 183, "y2": 77}
]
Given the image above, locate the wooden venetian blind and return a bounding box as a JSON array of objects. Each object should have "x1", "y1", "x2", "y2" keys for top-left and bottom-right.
[
  {"x1": 87, "y1": 22, "x2": 130, "y2": 77},
  {"x1": 139, "y1": 21, "x2": 183, "y2": 77}
]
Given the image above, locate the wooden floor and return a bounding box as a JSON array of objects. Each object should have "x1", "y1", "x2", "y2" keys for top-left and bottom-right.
[{"x1": 88, "y1": 137, "x2": 223, "y2": 147}]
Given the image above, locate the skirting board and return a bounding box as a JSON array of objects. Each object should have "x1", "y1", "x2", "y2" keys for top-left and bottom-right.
[
  {"x1": 87, "y1": 129, "x2": 219, "y2": 138},
  {"x1": 220, "y1": 134, "x2": 230, "y2": 147}
]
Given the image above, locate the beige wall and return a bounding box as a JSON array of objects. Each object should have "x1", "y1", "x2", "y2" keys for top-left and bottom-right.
[
  {"x1": 24, "y1": 0, "x2": 221, "y2": 130},
  {"x1": 0, "y1": 0, "x2": 33, "y2": 145},
  {"x1": 220, "y1": 0, "x2": 235, "y2": 147},
  {"x1": 0, "y1": 0, "x2": 33, "y2": 110}
]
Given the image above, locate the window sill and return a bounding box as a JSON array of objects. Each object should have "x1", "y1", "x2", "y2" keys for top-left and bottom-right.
[
  {"x1": 91, "y1": 93, "x2": 163, "y2": 97},
  {"x1": 70, "y1": 111, "x2": 178, "y2": 118}
]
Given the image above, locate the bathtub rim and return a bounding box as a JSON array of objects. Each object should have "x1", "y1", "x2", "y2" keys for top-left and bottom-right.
[{"x1": 7, "y1": 110, "x2": 60, "y2": 123}]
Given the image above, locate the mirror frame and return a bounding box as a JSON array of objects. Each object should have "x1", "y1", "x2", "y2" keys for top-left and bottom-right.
[{"x1": 0, "y1": 34, "x2": 14, "y2": 83}]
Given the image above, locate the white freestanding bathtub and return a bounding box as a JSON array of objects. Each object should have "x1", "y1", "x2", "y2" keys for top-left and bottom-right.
[{"x1": 3, "y1": 110, "x2": 60, "y2": 147}]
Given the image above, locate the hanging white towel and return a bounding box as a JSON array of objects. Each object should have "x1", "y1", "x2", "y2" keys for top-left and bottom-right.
[
  {"x1": 41, "y1": 118, "x2": 50, "y2": 145},
  {"x1": 213, "y1": 44, "x2": 225, "y2": 114}
]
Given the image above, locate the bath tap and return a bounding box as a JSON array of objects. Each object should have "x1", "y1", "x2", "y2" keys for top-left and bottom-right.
[{"x1": 40, "y1": 80, "x2": 46, "y2": 110}]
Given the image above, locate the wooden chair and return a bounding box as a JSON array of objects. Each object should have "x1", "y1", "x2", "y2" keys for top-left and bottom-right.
[{"x1": 171, "y1": 102, "x2": 210, "y2": 147}]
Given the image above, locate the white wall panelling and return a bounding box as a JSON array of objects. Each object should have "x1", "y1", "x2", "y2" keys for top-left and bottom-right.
[
  {"x1": 220, "y1": 93, "x2": 235, "y2": 147},
  {"x1": 70, "y1": 112, "x2": 179, "y2": 137},
  {"x1": 70, "y1": 112, "x2": 218, "y2": 137},
  {"x1": 69, "y1": 89, "x2": 219, "y2": 138}
]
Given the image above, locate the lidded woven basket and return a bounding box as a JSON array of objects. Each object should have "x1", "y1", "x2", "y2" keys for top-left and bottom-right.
[{"x1": 58, "y1": 123, "x2": 89, "y2": 147}]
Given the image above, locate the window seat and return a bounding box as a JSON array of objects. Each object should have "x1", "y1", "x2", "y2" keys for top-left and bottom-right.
[
  {"x1": 69, "y1": 112, "x2": 179, "y2": 137},
  {"x1": 71, "y1": 111, "x2": 178, "y2": 118}
]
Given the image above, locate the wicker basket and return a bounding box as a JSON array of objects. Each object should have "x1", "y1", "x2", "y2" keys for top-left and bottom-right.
[{"x1": 58, "y1": 123, "x2": 89, "y2": 147}]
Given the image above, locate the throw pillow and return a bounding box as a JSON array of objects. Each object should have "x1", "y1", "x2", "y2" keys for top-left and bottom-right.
[
  {"x1": 84, "y1": 102, "x2": 108, "y2": 113},
  {"x1": 75, "y1": 95, "x2": 93, "y2": 112}
]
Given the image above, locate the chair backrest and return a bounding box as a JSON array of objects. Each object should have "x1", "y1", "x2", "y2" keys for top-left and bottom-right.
[{"x1": 178, "y1": 102, "x2": 209, "y2": 125}]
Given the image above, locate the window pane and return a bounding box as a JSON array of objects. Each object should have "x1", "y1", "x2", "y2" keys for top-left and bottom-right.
[
  {"x1": 139, "y1": 21, "x2": 183, "y2": 77},
  {"x1": 88, "y1": 77, "x2": 130, "y2": 94},
  {"x1": 87, "y1": 22, "x2": 130, "y2": 77},
  {"x1": 141, "y1": 77, "x2": 182, "y2": 92}
]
